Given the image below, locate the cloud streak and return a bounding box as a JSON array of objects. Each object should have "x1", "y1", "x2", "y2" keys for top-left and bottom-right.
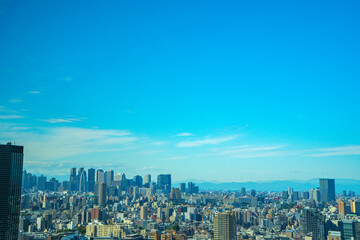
[
  {"x1": 175, "y1": 132, "x2": 193, "y2": 137},
  {"x1": 307, "y1": 146, "x2": 360, "y2": 157},
  {"x1": 209, "y1": 145, "x2": 289, "y2": 158},
  {"x1": 39, "y1": 117, "x2": 86, "y2": 123},
  {"x1": 9, "y1": 99, "x2": 22, "y2": 103},
  {"x1": 209, "y1": 144, "x2": 360, "y2": 159},
  {"x1": 176, "y1": 135, "x2": 238, "y2": 147},
  {"x1": 0, "y1": 115, "x2": 24, "y2": 119},
  {"x1": 0, "y1": 127, "x2": 137, "y2": 161}
]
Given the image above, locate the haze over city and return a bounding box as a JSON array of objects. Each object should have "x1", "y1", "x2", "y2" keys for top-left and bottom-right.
[{"x1": 1, "y1": 0, "x2": 360, "y2": 182}]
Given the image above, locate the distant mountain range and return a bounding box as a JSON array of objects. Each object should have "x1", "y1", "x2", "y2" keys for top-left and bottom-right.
[{"x1": 174, "y1": 179, "x2": 360, "y2": 193}]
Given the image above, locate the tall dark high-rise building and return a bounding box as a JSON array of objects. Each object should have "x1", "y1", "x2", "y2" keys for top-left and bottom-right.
[
  {"x1": 69, "y1": 168, "x2": 77, "y2": 191},
  {"x1": 70, "y1": 168, "x2": 76, "y2": 182},
  {"x1": 0, "y1": 143, "x2": 24, "y2": 240},
  {"x1": 319, "y1": 179, "x2": 335, "y2": 202},
  {"x1": 188, "y1": 182, "x2": 195, "y2": 194},
  {"x1": 88, "y1": 168, "x2": 95, "y2": 192},
  {"x1": 157, "y1": 174, "x2": 171, "y2": 190},
  {"x1": 37, "y1": 175, "x2": 46, "y2": 191},
  {"x1": 179, "y1": 183, "x2": 186, "y2": 193},
  {"x1": 133, "y1": 175, "x2": 143, "y2": 187}
]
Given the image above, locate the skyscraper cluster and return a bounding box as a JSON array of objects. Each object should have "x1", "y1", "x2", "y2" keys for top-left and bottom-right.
[
  {"x1": 15, "y1": 141, "x2": 360, "y2": 240},
  {"x1": 63, "y1": 168, "x2": 175, "y2": 198},
  {"x1": 68, "y1": 167, "x2": 93, "y2": 192},
  {"x1": 19, "y1": 165, "x2": 360, "y2": 240},
  {"x1": 179, "y1": 182, "x2": 199, "y2": 194}
]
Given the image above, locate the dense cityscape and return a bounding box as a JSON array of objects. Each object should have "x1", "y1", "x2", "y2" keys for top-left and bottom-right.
[
  {"x1": 2, "y1": 142, "x2": 360, "y2": 240},
  {"x1": 1, "y1": 0, "x2": 359, "y2": 239}
]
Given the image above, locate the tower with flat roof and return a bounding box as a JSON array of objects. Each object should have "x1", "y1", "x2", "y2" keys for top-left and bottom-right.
[
  {"x1": 214, "y1": 212, "x2": 237, "y2": 240},
  {"x1": 0, "y1": 142, "x2": 24, "y2": 240},
  {"x1": 319, "y1": 178, "x2": 335, "y2": 202},
  {"x1": 99, "y1": 182, "x2": 107, "y2": 206},
  {"x1": 157, "y1": 174, "x2": 171, "y2": 190}
]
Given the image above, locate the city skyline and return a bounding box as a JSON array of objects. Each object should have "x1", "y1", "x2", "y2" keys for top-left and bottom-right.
[
  {"x1": 1, "y1": 1, "x2": 360, "y2": 182},
  {"x1": 17, "y1": 143, "x2": 360, "y2": 240},
  {"x1": 23, "y1": 167, "x2": 360, "y2": 195}
]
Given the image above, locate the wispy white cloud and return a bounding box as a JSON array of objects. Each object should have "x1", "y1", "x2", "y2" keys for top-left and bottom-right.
[
  {"x1": 140, "y1": 150, "x2": 164, "y2": 155},
  {"x1": 0, "y1": 115, "x2": 24, "y2": 119},
  {"x1": 149, "y1": 141, "x2": 168, "y2": 146},
  {"x1": 0, "y1": 122, "x2": 32, "y2": 131},
  {"x1": 0, "y1": 127, "x2": 137, "y2": 161},
  {"x1": 28, "y1": 91, "x2": 41, "y2": 94},
  {"x1": 175, "y1": 132, "x2": 193, "y2": 137},
  {"x1": 0, "y1": 107, "x2": 18, "y2": 113},
  {"x1": 11, "y1": 126, "x2": 32, "y2": 130},
  {"x1": 214, "y1": 145, "x2": 286, "y2": 155},
  {"x1": 209, "y1": 145, "x2": 289, "y2": 158},
  {"x1": 209, "y1": 144, "x2": 360, "y2": 159},
  {"x1": 176, "y1": 135, "x2": 238, "y2": 147},
  {"x1": 9, "y1": 99, "x2": 22, "y2": 103},
  {"x1": 39, "y1": 117, "x2": 86, "y2": 123},
  {"x1": 307, "y1": 146, "x2": 360, "y2": 157}
]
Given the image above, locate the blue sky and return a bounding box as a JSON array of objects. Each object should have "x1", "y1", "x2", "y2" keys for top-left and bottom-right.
[{"x1": 0, "y1": 0, "x2": 360, "y2": 182}]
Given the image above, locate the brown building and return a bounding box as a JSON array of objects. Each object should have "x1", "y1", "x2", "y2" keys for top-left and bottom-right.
[
  {"x1": 90, "y1": 208, "x2": 102, "y2": 220},
  {"x1": 170, "y1": 188, "x2": 182, "y2": 203},
  {"x1": 141, "y1": 206, "x2": 148, "y2": 220}
]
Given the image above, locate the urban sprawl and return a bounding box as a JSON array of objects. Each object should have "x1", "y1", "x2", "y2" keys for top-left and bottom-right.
[{"x1": 2, "y1": 143, "x2": 360, "y2": 240}]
